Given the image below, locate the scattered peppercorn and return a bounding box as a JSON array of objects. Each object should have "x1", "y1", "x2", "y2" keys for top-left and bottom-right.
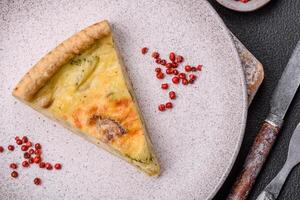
[
  {"x1": 35, "y1": 143, "x2": 41, "y2": 150},
  {"x1": 197, "y1": 65, "x2": 202, "y2": 71},
  {"x1": 166, "y1": 68, "x2": 173, "y2": 75},
  {"x1": 175, "y1": 55, "x2": 184, "y2": 63},
  {"x1": 141, "y1": 47, "x2": 148, "y2": 55},
  {"x1": 33, "y1": 177, "x2": 41, "y2": 185},
  {"x1": 35, "y1": 149, "x2": 42, "y2": 156},
  {"x1": 152, "y1": 52, "x2": 160, "y2": 59},
  {"x1": 10, "y1": 163, "x2": 17, "y2": 169},
  {"x1": 172, "y1": 76, "x2": 180, "y2": 84},
  {"x1": 169, "y1": 52, "x2": 175, "y2": 62},
  {"x1": 8, "y1": 145, "x2": 14, "y2": 151},
  {"x1": 169, "y1": 91, "x2": 176, "y2": 99},
  {"x1": 16, "y1": 139, "x2": 23, "y2": 145},
  {"x1": 54, "y1": 163, "x2": 62, "y2": 170},
  {"x1": 158, "y1": 104, "x2": 166, "y2": 112},
  {"x1": 165, "y1": 102, "x2": 173, "y2": 109},
  {"x1": 33, "y1": 156, "x2": 41, "y2": 164},
  {"x1": 160, "y1": 59, "x2": 167, "y2": 66},
  {"x1": 185, "y1": 65, "x2": 192, "y2": 72},
  {"x1": 28, "y1": 149, "x2": 35, "y2": 155},
  {"x1": 25, "y1": 141, "x2": 32, "y2": 147},
  {"x1": 155, "y1": 67, "x2": 161, "y2": 73},
  {"x1": 156, "y1": 72, "x2": 164, "y2": 79},
  {"x1": 165, "y1": 63, "x2": 173, "y2": 68},
  {"x1": 45, "y1": 163, "x2": 53, "y2": 170},
  {"x1": 11, "y1": 171, "x2": 18, "y2": 178},
  {"x1": 173, "y1": 69, "x2": 179, "y2": 75},
  {"x1": 155, "y1": 58, "x2": 161, "y2": 64},
  {"x1": 182, "y1": 79, "x2": 189, "y2": 85},
  {"x1": 161, "y1": 83, "x2": 169, "y2": 90},
  {"x1": 39, "y1": 162, "x2": 46, "y2": 168},
  {"x1": 21, "y1": 145, "x2": 28, "y2": 151},
  {"x1": 178, "y1": 73, "x2": 186, "y2": 79},
  {"x1": 22, "y1": 136, "x2": 28, "y2": 143},
  {"x1": 22, "y1": 160, "x2": 29, "y2": 168},
  {"x1": 189, "y1": 74, "x2": 197, "y2": 81},
  {"x1": 28, "y1": 157, "x2": 34, "y2": 164},
  {"x1": 172, "y1": 62, "x2": 178, "y2": 68},
  {"x1": 24, "y1": 152, "x2": 31, "y2": 159}
]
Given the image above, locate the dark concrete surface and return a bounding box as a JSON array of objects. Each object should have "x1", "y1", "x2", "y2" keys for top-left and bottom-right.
[{"x1": 208, "y1": 0, "x2": 300, "y2": 199}]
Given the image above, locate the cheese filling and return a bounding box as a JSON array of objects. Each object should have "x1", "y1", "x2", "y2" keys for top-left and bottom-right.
[{"x1": 32, "y1": 34, "x2": 152, "y2": 163}]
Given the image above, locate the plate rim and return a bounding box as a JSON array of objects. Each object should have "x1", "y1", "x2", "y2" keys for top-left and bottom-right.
[{"x1": 203, "y1": 1, "x2": 248, "y2": 199}]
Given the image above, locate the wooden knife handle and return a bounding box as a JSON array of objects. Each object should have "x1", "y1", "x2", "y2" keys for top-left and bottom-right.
[{"x1": 227, "y1": 121, "x2": 281, "y2": 200}]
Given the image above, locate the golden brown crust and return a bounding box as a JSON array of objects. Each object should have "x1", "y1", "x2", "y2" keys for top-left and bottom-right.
[{"x1": 12, "y1": 20, "x2": 111, "y2": 101}]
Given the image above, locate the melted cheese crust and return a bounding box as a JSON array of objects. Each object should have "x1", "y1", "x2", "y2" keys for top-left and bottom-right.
[{"x1": 33, "y1": 34, "x2": 151, "y2": 162}]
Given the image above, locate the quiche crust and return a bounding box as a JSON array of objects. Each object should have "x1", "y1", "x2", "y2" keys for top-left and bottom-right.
[{"x1": 13, "y1": 21, "x2": 110, "y2": 101}]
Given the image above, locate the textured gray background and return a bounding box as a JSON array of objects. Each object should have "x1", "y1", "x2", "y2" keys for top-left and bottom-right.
[{"x1": 209, "y1": 0, "x2": 300, "y2": 200}]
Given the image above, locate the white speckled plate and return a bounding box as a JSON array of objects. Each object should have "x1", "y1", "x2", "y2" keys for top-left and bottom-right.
[{"x1": 0, "y1": 0, "x2": 247, "y2": 199}]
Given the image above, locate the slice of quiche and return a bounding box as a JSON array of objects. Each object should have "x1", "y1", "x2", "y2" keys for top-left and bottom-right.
[{"x1": 12, "y1": 20, "x2": 160, "y2": 176}]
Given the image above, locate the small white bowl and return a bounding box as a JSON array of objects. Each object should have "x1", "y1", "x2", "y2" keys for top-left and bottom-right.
[{"x1": 216, "y1": 0, "x2": 272, "y2": 12}]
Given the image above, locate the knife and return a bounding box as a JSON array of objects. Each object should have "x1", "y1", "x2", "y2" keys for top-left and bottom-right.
[
  {"x1": 256, "y1": 122, "x2": 300, "y2": 200},
  {"x1": 227, "y1": 39, "x2": 300, "y2": 200}
]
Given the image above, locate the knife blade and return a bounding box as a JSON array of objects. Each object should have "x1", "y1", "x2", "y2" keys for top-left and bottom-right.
[
  {"x1": 270, "y1": 40, "x2": 300, "y2": 122},
  {"x1": 227, "y1": 39, "x2": 300, "y2": 200},
  {"x1": 256, "y1": 123, "x2": 300, "y2": 200},
  {"x1": 256, "y1": 191, "x2": 274, "y2": 200}
]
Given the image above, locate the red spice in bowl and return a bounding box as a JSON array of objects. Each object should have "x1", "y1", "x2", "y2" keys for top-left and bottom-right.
[{"x1": 235, "y1": 0, "x2": 250, "y2": 2}]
